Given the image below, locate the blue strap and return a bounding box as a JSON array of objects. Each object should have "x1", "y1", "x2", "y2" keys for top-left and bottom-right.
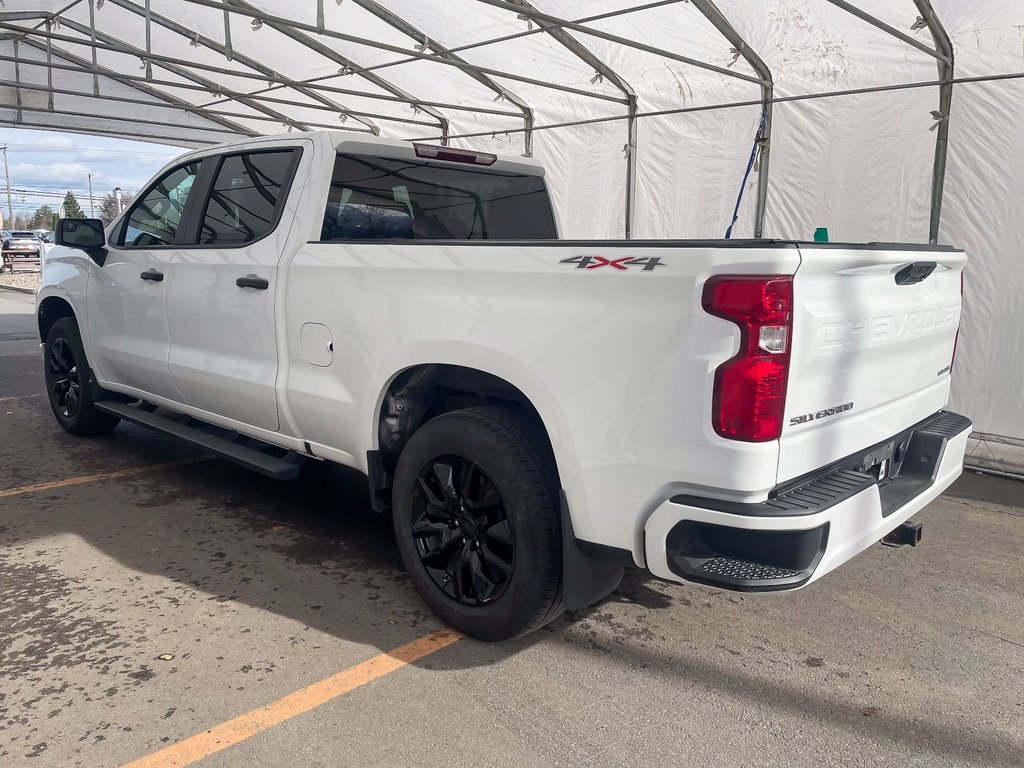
[{"x1": 725, "y1": 107, "x2": 767, "y2": 239}]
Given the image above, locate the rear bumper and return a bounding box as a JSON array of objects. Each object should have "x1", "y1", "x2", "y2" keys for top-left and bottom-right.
[{"x1": 643, "y1": 410, "x2": 971, "y2": 591}]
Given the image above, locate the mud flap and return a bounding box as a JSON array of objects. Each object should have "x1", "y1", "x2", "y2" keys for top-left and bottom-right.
[{"x1": 560, "y1": 491, "x2": 625, "y2": 610}]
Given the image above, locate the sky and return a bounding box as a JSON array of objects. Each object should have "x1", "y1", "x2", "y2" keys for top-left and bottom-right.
[{"x1": 0, "y1": 127, "x2": 187, "y2": 224}]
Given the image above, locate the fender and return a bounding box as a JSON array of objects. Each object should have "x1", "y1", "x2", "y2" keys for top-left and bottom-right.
[
  {"x1": 367, "y1": 344, "x2": 625, "y2": 607},
  {"x1": 368, "y1": 341, "x2": 589, "y2": 531}
]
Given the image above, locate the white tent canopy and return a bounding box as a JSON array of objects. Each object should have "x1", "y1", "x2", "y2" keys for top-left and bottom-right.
[{"x1": 2, "y1": 0, "x2": 1022, "y2": 471}]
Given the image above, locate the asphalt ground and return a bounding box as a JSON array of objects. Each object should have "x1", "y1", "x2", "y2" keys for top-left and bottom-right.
[{"x1": 1, "y1": 288, "x2": 1022, "y2": 768}]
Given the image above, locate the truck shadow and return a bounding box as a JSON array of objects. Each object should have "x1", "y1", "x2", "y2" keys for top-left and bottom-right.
[{"x1": 3, "y1": 422, "x2": 1020, "y2": 767}]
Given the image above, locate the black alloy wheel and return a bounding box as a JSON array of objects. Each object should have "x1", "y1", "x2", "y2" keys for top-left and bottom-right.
[
  {"x1": 411, "y1": 456, "x2": 516, "y2": 606},
  {"x1": 43, "y1": 317, "x2": 120, "y2": 435},
  {"x1": 48, "y1": 337, "x2": 82, "y2": 419},
  {"x1": 392, "y1": 406, "x2": 564, "y2": 640}
]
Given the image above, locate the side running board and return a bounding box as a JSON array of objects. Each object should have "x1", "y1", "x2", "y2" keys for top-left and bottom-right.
[{"x1": 95, "y1": 401, "x2": 307, "y2": 480}]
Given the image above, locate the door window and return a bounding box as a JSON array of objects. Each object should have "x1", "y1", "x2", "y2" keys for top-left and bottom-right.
[
  {"x1": 118, "y1": 162, "x2": 199, "y2": 247},
  {"x1": 196, "y1": 150, "x2": 299, "y2": 245}
]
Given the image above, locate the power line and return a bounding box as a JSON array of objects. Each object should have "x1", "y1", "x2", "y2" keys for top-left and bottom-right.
[
  {"x1": 0, "y1": 142, "x2": 180, "y2": 156},
  {"x1": 11, "y1": 186, "x2": 111, "y2": 194}
]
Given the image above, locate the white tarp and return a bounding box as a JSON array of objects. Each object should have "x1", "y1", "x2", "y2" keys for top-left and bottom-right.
[{"x1": 0, "y1": 0, "x2": 1021, "y2": 463}]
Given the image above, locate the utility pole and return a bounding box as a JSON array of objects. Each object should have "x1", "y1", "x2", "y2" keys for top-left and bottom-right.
[
  {"x1": 0, "y1": 146, "x2": 13, "y2": 227},
  {"x1": 86, "y1": 171, "x2": 96, "y2": 217}
]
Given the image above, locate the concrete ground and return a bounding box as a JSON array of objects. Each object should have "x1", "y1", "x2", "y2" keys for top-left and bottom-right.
[{"x1": 1, "y1": 288, "x2": 1021, "y2": 768}]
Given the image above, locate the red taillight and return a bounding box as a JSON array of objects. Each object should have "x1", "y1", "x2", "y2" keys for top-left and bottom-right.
[
  {"x1": 702, "y1": 275, "x2": 794, "y2": 442},
  {"x1": 413, "y1": 143, "x2": 497, "y2": 166}
]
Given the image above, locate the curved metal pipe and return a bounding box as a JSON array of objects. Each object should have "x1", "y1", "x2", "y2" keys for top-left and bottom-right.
[
  {"x1": 689, "y1": 0, "x2": 774, "y2": 238},
  {"x1": 912, "y1": 0, "x2": 954, "y2": 244}
]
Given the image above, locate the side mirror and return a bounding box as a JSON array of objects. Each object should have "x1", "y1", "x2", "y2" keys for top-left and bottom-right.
[{"x1": 56, "y1": 218, "x2": 107, "y2": 265}]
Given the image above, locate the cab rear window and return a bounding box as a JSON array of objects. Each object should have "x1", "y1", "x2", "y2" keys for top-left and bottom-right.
[{"x1": 320, "y1": 153, "x2": 556, "y2": 241}]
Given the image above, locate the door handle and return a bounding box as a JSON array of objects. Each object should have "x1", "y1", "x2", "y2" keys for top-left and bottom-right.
[
  {"x1": 140, "y1": 269, "x2": 164, "y2": 282},
  {"x1": 236, "y1": 274, "x2": 269, "y2": 290}
]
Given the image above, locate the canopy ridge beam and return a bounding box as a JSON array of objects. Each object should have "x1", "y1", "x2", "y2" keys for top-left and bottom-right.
[
  {"x1": 823, "y1": 0, "x2": 949, "y2": 64},
  {"x1": 12, "y1": 35, "x2": 259, "y2": 136},
  {"x1": 144, "y1": 0, "x2": 152, "y2": 78},
  {"x1": 87, "y1": 0, "x2": 99, "y2": 95},
  {"x1": 11, "y1": 18, "x2": 312, "y2": 132},
  {"x1": 478, "y1": 0, "x2": 768, "y2": 86},
  {"x1": 507, "y1": 0, "x2": 637, "y2": 237},
  {"x1": 13, "y1": 38, "x2": 24, "y2": 124},
  {"x1": 45, "y1": 20, "x2": 54, "y2": 111},
  {"x1": 408, "y1": 71, "x2": 1024, "y2": 144},
  {"x1": 343, "y1": 0, "x2": 689, "y2": 82},
  {"x1": 104, "y1": 0, "x2": 382, "y2": 135},
  {"x1": 0, "y1": 116, "x2": 220, "y2": 146},
  {"x1": 4, "y1": 55, "x2": 436, "y2": 125},
  {"x1": 193, "y1": 0, "x2": 683, "y2": 115},
  {"x1": 912, "y1": 0, "x2": 954, "y2": 244},
  {"x1": 177, "y1": 0, "x2": 628, "y2": 105},
  {"x1": 0, "y1": 100, "x2": 251, "y2": 135},
  {"x1": 350, "y1": 0, "x2": 535, "y2": 155},
  {"x1": 0, "y1": 12, "x2": 57, "y2": 22},
  {"x1": 0, "y1": 45, "x2": 521, "y2": 120},
  {"x1": 689, "y1": 0, "x2": 774, "y2": 238},
  {"x1": 0, "y1": 76, "x2": 389, "y2": 134},
  {"x1": 222, "y1": 0, "x2": 448, "y2": 143}
]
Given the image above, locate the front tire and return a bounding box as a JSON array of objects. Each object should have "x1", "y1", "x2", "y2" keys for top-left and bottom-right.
[
  {"x1": 392, "y1": 407, "x2": 563, "y2": 641},
  {"x1": 44, "y1": 317, "x2": 120, "y2": 436}
]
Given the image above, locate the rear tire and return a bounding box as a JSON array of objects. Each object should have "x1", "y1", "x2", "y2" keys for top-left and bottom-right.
[
  {"x1": 392, "y1": 406, "x2": 563, "y2": 641},
  {"x1": 44, "y1": 317, "x2": 120, "y2": 436}
]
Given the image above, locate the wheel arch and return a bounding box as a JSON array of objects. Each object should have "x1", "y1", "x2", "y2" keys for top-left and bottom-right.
[
  {"x1": 373, "y1": 362, "x2": 556, "y2": 482},
  {"x1": 371, "y1": 359, "x2": 624, "y2": 611},
  {"x1": 367, "y1": 352, "x2": 579, "y2": 514},
  {"x1": 37, "y1": 294, "x2": 77, "y2": 343}
]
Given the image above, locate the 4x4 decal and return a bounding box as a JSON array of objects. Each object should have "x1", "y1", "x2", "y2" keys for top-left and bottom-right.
[{"x1": 560, "y1": 255, "x2": 665, "y2": 272}]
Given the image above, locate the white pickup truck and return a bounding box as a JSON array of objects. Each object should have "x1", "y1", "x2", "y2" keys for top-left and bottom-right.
[{"x1": 40, "y1": 130, "x2": 971, "y2": 640}]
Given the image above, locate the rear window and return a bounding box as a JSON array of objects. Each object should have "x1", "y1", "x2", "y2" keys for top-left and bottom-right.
[
  {"x1": 11, "y1": 231, "x2": 36, "y2": 238},
  {"x1": 320, "y1": 153, "x2": 556, "y2": 241},
  {"x1": 197, "y1": 149, "x2": 299, "y2": 246}
]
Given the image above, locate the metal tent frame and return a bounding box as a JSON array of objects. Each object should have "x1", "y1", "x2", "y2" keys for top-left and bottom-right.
[{"x1": 0, "y1": 0, "x2": 961, "y2": 240}]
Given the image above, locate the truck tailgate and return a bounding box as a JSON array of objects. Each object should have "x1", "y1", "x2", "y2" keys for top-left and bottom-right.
[{"x1": 778, "y1": 245, "x2": 966, "y2": 484}]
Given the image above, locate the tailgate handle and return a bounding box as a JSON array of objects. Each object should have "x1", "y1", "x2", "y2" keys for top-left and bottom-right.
[{"x1": 894, "y1": 262, "x2": 936, "y2": 285}]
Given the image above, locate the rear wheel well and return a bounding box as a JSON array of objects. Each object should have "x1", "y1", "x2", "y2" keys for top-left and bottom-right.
[
  {"x1": 38, "y1": 297, "x2": 76, "y2": 343},
  {"x1": 370, "y1": 364, "x2": 554, "y2": 511}
]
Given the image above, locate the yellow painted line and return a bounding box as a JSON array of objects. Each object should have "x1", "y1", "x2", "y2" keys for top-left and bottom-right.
[
  {"x1": 121, "y1": 629, "x2": 463, "y2": 768},
  {"x1": 0, "y1": 459, "x2": 194, "y2": 498}
]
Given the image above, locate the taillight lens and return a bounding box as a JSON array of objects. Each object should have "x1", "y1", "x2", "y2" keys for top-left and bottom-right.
[{"x1": 702, "y1": 275, "x2": 794, "y2": 442}]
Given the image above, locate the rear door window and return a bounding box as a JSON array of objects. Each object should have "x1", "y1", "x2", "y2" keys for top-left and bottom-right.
[
  {"x1": 320, "y1": 154, "x2": 557, "y2": 241},
  {"x1": 196, "y1": 149, "x2": 299, "y2": 246}
]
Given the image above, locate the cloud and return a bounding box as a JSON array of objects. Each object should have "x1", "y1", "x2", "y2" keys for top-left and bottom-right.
[
  {"x1": 10, "y1": 161, "x2": 95, "y2": 181},
  {"x1": 31, "y1": 135, "x2": 78, "y2": 149},
  {"x1": 0, "y1": 127, "x2": 185, "y2": 221}
]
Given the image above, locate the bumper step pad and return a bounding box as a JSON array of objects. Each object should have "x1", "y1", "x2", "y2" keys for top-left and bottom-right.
[{"x1": 698, "y1": 558, "x2": 801, "y2": 582}]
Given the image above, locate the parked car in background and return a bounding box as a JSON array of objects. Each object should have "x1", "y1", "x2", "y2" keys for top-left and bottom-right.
[
  {"x1": 35, "y1": 230, "x2": 55, "y2": 244},
  {"x1": 2, "y1": 230, "x2": 43, "y2": 273}
]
